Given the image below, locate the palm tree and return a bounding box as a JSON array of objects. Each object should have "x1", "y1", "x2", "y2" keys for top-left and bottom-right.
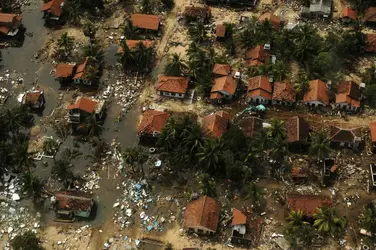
[
  {"x1": 243, "y1": 182, "x2": 264, "y2": 204},
  {"x1": 362, "y1": 65, "x2": 376, "y2": 86},
  {"x1": 268, "y1": 118, "x2": 286, "y2": 140},
  {"x1": 43, "y1": 138, "x2": 59, "y2": 156},
  {"x1": 157, "y1": 118, "x2": 179, "y2": 152},
  {"x1": 123, "y1": 20, "x2": 139, "y2": 39},
  {"x1": 89, "y1": 137, "x2": 108, "y2": 162},
  {"x1": 287, "y1": 210, "x2": 307, "y2": 227},
  {"x1": 52, "y1": 159, "x2": 74, "y2": 183},
  {"x1": 82, "y1": 44, "x2": 103, "y2": 60},
  {"x1": 272, "y1": 61, "x2": 289, "y2": 82},
  {"x1": 0, "y1": 106, "x2": 34, "y2": 133},
  {"x1": 169, "y1": 145, "x2": 189, "y2": 175},
  {"x1": 117, "y1": 40, "x2": 134, "y2": 66},
  {"x1": 84, "y1": 114, "x2": 103, "y2": 137},
  {"x1": 188, "y1": 22, "x2": 207, "y2": 43},
  {"x1": 182, "y1": 124, "x2": 205, "y2": 156},
  {"x1": 21, "y1": 171, "x2": 43, "y2": 201},
  {"x1": 164, "y1": 53, "x2": 186, "y2": 76},
  {"x1": 197, "y1": 138, "x2": 224, "y2": 173},
  {"x1": 294, "y1": 69, "x2": 311, "y2": 99},
  {"x1": 133, "y1": 42, "x2": 154, "y2": 70},
  {"x1": 83, "y1": 65, "x2": 100, "y2": 84},
  {"x1": 309, "y1": 131, "x2": 331, "y2": 160},
  {"x1": 313, "y1": 207, "x2": 346, "y2": 236},
  {"x1": 140, "y1": 0, "x2": 153, "y2": 14},
  {"x1": 135, "y1": 146, "x2": 148, "y2": 177},
  {"x1": 57, "y1": 32, "x2": 74, "y2": 49},
  {"x1": 64, "y1": 0, "x2": 82, "y2": 25},
  {"x1": 198, "y1": 173, "x2": 216, "y2": 197},
  {"x1": 359, "y1": 203, "x2": 376, "y2": 236},
  {"x1": 122, "y1": 147, "x2": 138, "y2": 172},
  {"x1": 61, "y1": 148, "x2": 82, "y2": 162},
  {"x1": 83, "y1": 22, "x2": 96, "y2": 42}
]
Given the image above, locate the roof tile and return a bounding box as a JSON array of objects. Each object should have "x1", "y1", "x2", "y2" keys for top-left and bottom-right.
[
  {"x1": 157, "y1": 75, "x2": 189, "y2": 94},
  {"x1": 303, "y1": 79, "x2": 329, "y2": 105},
  {"x1": 131, "y1": 14, "x2": 160, "y2": 31},
  {"x1": 202, "y1": 111, "x2": 229, "y2": 137},
  {"x1": 287, "y1": 194, "x2": 333, "y2": 217},
  {"x1": 138, "y1": 110, "x2": 169, "y2": 135},
  {"x1": 272, "y1": 81, "x2": 296, "y2": 103}
]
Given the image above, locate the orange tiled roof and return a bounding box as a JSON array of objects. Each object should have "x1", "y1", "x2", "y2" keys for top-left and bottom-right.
[
  {"x1": 118, "y1": 40, "x2": 154, "y2": 53},
  {"x1": 72, "y1": 57, "x2": 89, "y2": 80},
  {"x1": 287, "y1": 194, "x2": 333, "y2": 217},
  {"x1": 138, "y1": 110, "x2": 169, "y2": 135},
  {"x1": 272, "y1": 81, "x2": 296, "y2": 103},
  {"x1": 131, "y1": 14, "x2": 160, "y2": 31},
  {"x1": 68, "y1": 97, "x2": 98, "y2": 113},
  {"x1": 183, "y1": 196, "x2": 221, "y2": 232},
  {"x1": 248, "y1": 75, "x2": 272, "y2": 92},
  {"x1": 183, "y1": 6, "x2": 210, "y2": 19},
  {"x1": 55, "y1": 63, "x2": 75, "y2": 78},
  {"x1": 285, "y1": 116, "x2": 309, "y2": 143},
  {"x1": 157, "y1": 75, "x2": 189, "y2": 94},
  {"x1": 41, "y1": 0, "x2": 64, "y2": 17},
  {"x1": 258, "y1": 13, "x2": 281, "y2": 29},
  {"x1": 248, "y1": 89, "x2": 272, "y2": 100},
  {"x1": 0, "y1": 13, "x2": 21, "y2": 23},
  {"x1": 210, "y1": 75, "x2": 237, "y2": 97},
  {"x1": 337, "y1": 81, "x2": 360, "y2": 100},
  {"x1": 370, "y1": 122, "x2": 376, "y2": 142},
  {"x1": 342, "y1": 7, "x2": 357, "y2": 20},
  {"x1": 0, "y1": 26, "x2": 10, "y2": 35},
  {"x1": 364, "y1": 7, "x2": 376, "y2": 23},
  {"x1": 246, "y1": 45, "x2": 265, "y2": 62},
  {"x1": 202, "y1": 111, "x2": 229, "y2": 138},
  {"x1": 232, "y1": 208, "x2": 247, "y2": 226},
  {"x1": 216, "y1": 24, "x2": 226, "y2": 37},
  {"x1": 25, "y1": 91, "x2": 43, "y2": 105},
  {"x1": 55, "y1": 191, "x2": 93, "y2": 212},
  {"x1": 213, "y1": 64, "x2": 231, "y2": 76},
  {"x1": 303, "y1": 79, "x2": 329, "y2": 105},
  {"x1": 238, "y1": 116, "x2": 263, "y2": 137},
  {"x1": 330, "y1": 126, "x2": 361, "y2": 143}
]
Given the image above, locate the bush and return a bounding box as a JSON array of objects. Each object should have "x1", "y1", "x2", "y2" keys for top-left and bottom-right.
[{"x1": 11, "y1": 231, "x2": 44, "y2": 250}]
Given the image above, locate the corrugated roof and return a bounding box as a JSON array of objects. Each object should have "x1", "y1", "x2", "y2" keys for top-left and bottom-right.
[
  {"x1": 210, "y1": 75, "x2": 237, "y2": 97},
  {"x1": 55, "y1": 191, "x2": 93, "y2": 212},
  {"x1": 68, "y1": 97, "x2": 98, "y2": 113},
  {"x1": 232, "y1": 208, "x2": 247, "y2": 226},
  {"x1": 131, "y1": 14, "x2": 160, "y2": 31},
  {"x1": 303, "y1": 79, "x2": 329, "y2": 105},
  {"x1": 183, "y1": 196, "x2": 221, "y2": 232},
  {"x1": 202, "y1": 111, "x2": 229, "y2": 138},
  {"x1": 272, "y1": 81, "x2": 296, "y2": 103},
  {"x1": 212, "y1": 64, "x2": 231, "y2": 76},
  {"x1": 287, "y1": 194, "x2": 333, "y2": 217},
  {"x1": 138, "y1": 110, "x2": 169, "y2": 135},
  {"x1": 157, "y1": 75, "x2": 189, "y2": 94},
  {"x1": 55, "y1": 63, "x2": 75, "y2": 78},
  {"x1": 285, "y1": 116, "x2": 309, "y2": 143}
]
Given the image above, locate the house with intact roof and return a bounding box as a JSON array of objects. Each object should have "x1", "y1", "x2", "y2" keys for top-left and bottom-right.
[
  {"x1": 183, "y1": 195, "x2": 221, "y2": 235},
  {"x1": 258, "y1": 13, "x2": 281, "y2": 29},
  {"x1": 237, "y1": 116, "x2": 263, "y2": 137},
  {"x1": 21, "y1": 90, "x2": 45, "y2": 109},
  {"x1": 0, "y1": 13, "x2": 23, "y2": 38},
  {"x1": 210, "y1": 75, "x2": 237, "y2": 104},
  {"x1": 55, "y1": 63, "x2": 76, "y2": 84},
  {"x1": 212, "y1": 64, "x2": 231, "y2": 78},
  {"x1": 138, "y1": 110, "x2": 169, "y2": 143},
  {"x1": 54, "y1": 191, "x2": 94, "y2": 219},
  {"x1": 334, "y1": 80, "x2": 361, "y2": 111},
  {"x1": 246, "y1": 45, "x2": 268, "y2": 67},
  {"x1": 365, "y1": 33, "x2": 376, "y2": 53},
  {"x1": 41, "y1": 0, "x2": 65, "y2": 22},
  {"x1": 202, "y1": 111, "x2": 229, "y2": 138},
  {"x1": 215, "y1": 24, "x2": 226, "y2": 40},
  {"x1": 285, "y1": 116, "x2": 310, "y2": 147},
  {"x1": 130, "y1": 14, "x2": 160, "y2": 31},
  {"x1": 341, "y1": 7, "x2": 357, "y2": 23},
  {"x1": 272, "y1": 81, "x2": 296, "y2": 106},
  {"x1": 157, "y1": 75, "x2": 189, "y2": 99},
  {"x1": 247, "y1": 75, "x2": 272, "y2": 104},
  {"x1": 68, "y1": 96, "x2": 105, "y2": 124},
  {"x1": 303, "y1": 79, "x2": 329, "y2": 107},
  {"x1": 287, "y1": 194, "x2": 333, "y2": 217},
  {"x1": 330, "y1": 126, "x2": 362, "y2": 149}
]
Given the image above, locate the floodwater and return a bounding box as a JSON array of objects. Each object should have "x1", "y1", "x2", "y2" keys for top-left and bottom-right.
[{"x1": 1, "y1": 2, "x2": 141, "y2": 226}]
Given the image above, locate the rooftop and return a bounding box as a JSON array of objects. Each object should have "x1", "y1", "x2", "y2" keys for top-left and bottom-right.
[
  {"x1": 364, "y1": 7, "x2": 376, "y2": 23},
  {"x1": 55, "y1": 191, "x2": 93, "y2": 212},
  {"x1": 72, "y1": 57, "x2": 89, "y2": 80},
  {"x1": 210, "y1": 75, "x2": 237, "y2": 96},
  {"x1": 237, "y1": 116, "x2": 263, "y2": 137},
  {"x1": 157, "y1": 75, "x2": 189, "y2": 94},
  {"x1": 55, "y1": 63, "x2": 75, "y2": 78},
  {"x1": 131, "y1": 14, "x2": 160, "y2": 31},
  {"x1": 287, "y1": 194, "x2": 333, "y2": 217},
  {"x1": 272, "y1": 81, "x2": 296, "y2": 103},
  {"x1": 258, "y1": 13, "x2": 281, "y2": 29},
  {"x1": 68, "y1": 96, "x2": 103, "y2": 114},
  {"x1": 232, "y1": 208, "x2": 247, "y2": 226},
  {"x1": 303, "y1": 79, "x2": 329, "y2": 105},
  {"x1": 370, "y1": 122, "x2": 376, "y2": 142},
  {"x1": 330, "y1": 126, "x2": 361, "y2": 143},
  {"x1": 342, "y1": 7, "x2": 357, "y2": 20},
  {"x1": 365, "y1": 33, "x2": 376, "y2": 53},
  {"x1": 202, "y1": 111, "x2": 229, "y2": 138},
  {"x1": 183, "y1": 6, "x2": 210, "y2": 19},
  {"x1": 138, "y1": 110, "x2": 169, "y2": 135},
  {"x1": 24, "y1": 91, "x2": 44, "y2": 105},
  {"x1": 216, "y1": 24, "x2": 226, "y2": 37},
  {"x1": 41, "y1": 0, "x2": 64, "y2": 17},
  {"x1": 213, "y1": 64, "x2": 231, "y2": 76},
  {"x1": 183, "y1": 196, "x2": 221, "y2": 232},
  {"x1": 285, "y1": 116, "x2": 310, "y2": 143}
]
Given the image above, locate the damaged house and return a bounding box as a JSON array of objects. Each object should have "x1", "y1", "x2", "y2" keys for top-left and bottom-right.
[
  {"x1": 54, "y1": 63, "x2": 76, "y2": 84},
  {"x1": 21, "y1": 90, "x2": 45, "y2": 109},
  {"x1": 330, "y1": 126, "x2": 362, "y2": 150},
  {"x1": 258, "y1": 13, "x2": 281, "y2": 29},
  {"x1": 247, "y1": 75, "x2": 272, "y2": 104},
  {"x1": 237, "y1": 116, "x2": 263, "y2": 137},
  {"x1": 72, "y1": 57, "x2": 99, "y2": 86},
  {"x1": 54, "y1": 191, "x2": 95, "y2": 219},
  {"x1": 370, "y1": 122, "x2": 376, "y2": 153},
  {"x1": 209, "y1": 75, "x2": 237, "y2": 104},
  {"x1": 156, "y1": 75, "x2": 189, "y2": 99},
  {"x1": 68, "y1": 96, "x2": 105, "y2": 124},
  {"x1": 245, "y1": 45, "x2": 268, "y2": 67},
  {"x1": 364, "y1": 7, "x2": 376, "y2": 27},
  {"x1": 300, "y1": 0, "x2": 332, "y2": 18},
  {"x1": 41, "y1": 0, "x2": 65, "y2": 23},
  {"x1": 287, "y1": 194, "x2": 333, "y2": 217},
  {"x1": 334, "y1": 80, "x2": 361, "y2": 111},
  {"x1": 231, "y1": 208, "x2": 252, "y2": 246},
  {"x1": 138, "y1": 110, "x2": 169, "y2": 143},
  {"x1": 212, "y1": 63, "x2": 231, "y2": 78},
  {"x1": 202, "y1": 111, "x2": 229, "y2": 138},
  {"x1": 183, "y1": 6, "x2": 211, "y2": 23},
  {"x1": 0, "y1": 13, "x2": 23, "y2": 38},
  {"x1": 285, "y1": 116, "x2": 310, "y2": 148},
  {"x1": 183, "y1": 196, "x2": 221, "y2": 235}
]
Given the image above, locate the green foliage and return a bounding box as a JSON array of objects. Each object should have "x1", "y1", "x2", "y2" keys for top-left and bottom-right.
[
  {"x1": 285, "y1": 223, "x2": 317, "y2": 248},
  {"x1": 161, "y1": 0, "x2": 175, "y2": 10},
  {"x1": 43, "y1": 138, "x2": 59, "y2": 156},
  {"x1": 164, "y1": 53, "x2": 186, "y2": 76},
  {"x1": 294, "y1": 69, "x2": 310, "y2": 99},
  {"x1": 313, "y1": 207, "x2": 347, "y2": 236},
  {"x1": 198, "y1": 173, "x2": 216, "y2": 197},
  {"x1": 241, "y1": 182, "x2": 264, "y2": 205},
  {"x1": 122, "y1": 146, "x2": 149, "y2": 177},
  {"x1": 164, "y1": 243, "x2": 173, "y2": 250},
  {"x1": 83, "y1": 22, "x2": 96, "y2": 41},
  {"x1": 197, "y1": 138, "x2": 224, "y2": 174},
  {"x1": 123, "y1": 20, "x2": 140, "y2": 40},
  {"x1": 309, "y1": 131, "x2": 331, "y2": 160},
  {"x1": 222, "y1": 126, "x2": 247, "y2": 152},
  {"x1": 359, "y1": 202, "x2": 376, "y2": 241},
  {"x1": 11, "y1": 231, "x2": 44, "y2": 250},
  {"x1": 188, "y1": 22, "x2": 208, "y2": 44},
  {"x1": 52, "y1": 159, "x2": 74, "y2": 182},
  {"x1": 117, "y1": 39, "x2": 155, "y2": 72},
  {"x1": 21, "y1": 172, "x2": 43, "y2": 201},
  {"x1": 365, "y1": 84, "x2": 376, "y2": 108},
  {"x1": 84, "y1": 114, "x2": 103, "y2": 137},
  {"x1": 64, "y1": 0, "x2": 104, "y2": 24}
]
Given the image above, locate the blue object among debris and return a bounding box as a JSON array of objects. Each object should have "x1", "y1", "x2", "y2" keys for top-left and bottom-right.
[
  {"x1": 147, "y1": 225, "x2": 153, "y2": 231},
  {"x1": 135, "y1": 183, "x2": 142, "y2": 190}
]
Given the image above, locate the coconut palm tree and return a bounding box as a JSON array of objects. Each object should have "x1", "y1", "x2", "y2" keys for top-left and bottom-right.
[
  {"x1": 135, "y1": 146, "x2": 149, "y2": 178},
  {"x1": 359, "y1": 202, "x2": 376, "y2": 236},
  {"x1": 164, "y1": 53, "x2": 186, "y2": 76},
  {"x1": 294, "y1": 69, "x2": 311, "y2": 99},
  {"x1": 11, "y1": 231, "x2": 43, "y2": 250},
  {"x1": 313, "y1": 207, "x2": 346, "y2": 236},
  {"x1": 83, "y1": 22, "x2": 96, "y2": 42},
  {"x1": 43, "y1": 138, "x2": 59, "y2": 156},
  {"x1": 84, "y1": 114, "x2": 103, "y2": 137},
  {"x1": 243, "y1": 182, "x2": 264, "y2": 204},
  {"x1": 122, "y1": 147, "x2": 138, "y2": 172},
  {"x1": 57, "y1": 32, "x2": 74, "y2": 50},
  {"x1": 83, "y1": 64, "x2": 100, "y2": 84},
  {"x1": 188, "y1": 22, "x2": 208, "y2": 43},
  {"x1": 117, "y1": 40, "x2": 134, "y2": 66},
  {"x1": 198, "y1": 173, "x2": 216, "y2": 197},
  {"x1": 182, "y1": 124, "x2": 205, "y2": 157},
  {"x1": 140, "y1": 0, "x2": 153, "y2": 14},
  {"x1": 52, "y1": 159, "x2": 74, "y2": 183},
  {"x1": 197, "y1": 138, "x2": 224, "y2": 173},
  {"x1": 287, "y1": 210, "x2": 307, "y2": 227},
  {"x1": 268, "y1": 118, "x2": 286, "y2": 140},
  {"x1": 82, "y1": 44, "x2": 103, "y2": 60},
  {"x1": 0, "y1": 106, "x2": 34, "y2": 133},
  {"x1": 133, "y1": 42, "x2": 154, "y2": 70},
  {"x1": 123, "y1": 20, "x2": 139, "y2": 39},
  {"x1": 21, "y1": 171, "x2": 43, "y2": 201},
  {"x1": 272, "y1": 61, "x2": 289, "y2": 82},
  {"x1": 64, "y1": 0, "x2": 82, "y2": 25},
  {"x1": 309, "y1": 131, "x2": 331, "y2": 160}
]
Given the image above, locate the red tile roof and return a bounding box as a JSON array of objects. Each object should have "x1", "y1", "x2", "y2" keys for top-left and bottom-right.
[
  {"x1": 364, "y1": 7, "x2": 376, "y2": 23},
  {"x1": 285, "y1": 116, "x2": 309, "y2": 143},
  {"x1": 216, "y1": 24, "x2": 226, "y2": 37},
  {"x1": 303, "y1": 79, "x2": 329, "y2": 105},
  {"x1": 337, "y1": 80, "x2": 360, "y2": 100},
  {"x1": 118, "y1": 40, "x2": 154, "y2": 53},
  {"x1": 209, "y1": 92, "x2": 223, "y2": 100},
  {"x1": 183, "y1": 196, "x2": 221, "y2": 232},
  {"x1": 0, "y1": 13, "x2": 21, "y2": 23},
  {"x1": 55, "y1": 63, "x2": 75, "y2": 78},
  {"x1": 68, "y1": 97, "x2": 98, "y2": 113},
  {"x1": 272, "y1": 81, "x2": 296, "y2": 103},
  {"x1": 246, "y1": 45, "x2": 266, "y2": 67},
  {"x1": 210, "y1": 75, "x2": 237, "y2": 97},
  {"x1": 370, "y1": 122, "x2": 376, "y2": 142},
  {"x1": 258, "y1": 13, "x2": 281, "y2": 29},
  {"x1": 157, "y1": 75, "x2": 189, "y2": 94},
  {"x1": 247, "y1": 75, "x2": 272, "y2": 100},
  {"x1": 213, "y1": 64, "x2": 231, "y2": 76},
  {"x1": 131, "y1": 14, "x2": 160, "y2": 31},
  {"x1": 73, "y1": 57, "x2": 89, "y2": 80},
  {"x1": 202, "y1": 111, "x2": 229, "y2": 138},
  {"x1": 287, "y1": 194, "x2": 333, "y2": 217},
  {"x1": 330, "y1": 126, "x2": 362, "y2": 143},
  {"x1": 232, "y1": 208, "x2": 247, "y2": 226},
  {"x1": 365, "y1": 34, "x2": 376, "y2": 53},
  {"x1": 55, "y1": 191, "x2": 93, "y2": 212},
  {"x1": 138, "y1": 110, "x2": 169, "y2": 135},
  {"x1": 25, "y1": 91, "x2": 43, "y2": 105},
  {"x1": 183, "y1": 6, "x2": 210, "y2": 19},
  {"x1": 342, "y1": 7, "x2": 357, "y2": 20},
  {"x1": 238, "y1": 116, "x2": 263, "y2": 137},
  {"x1": 41, "y1": 0, "x2": 64, "y2": 17}
]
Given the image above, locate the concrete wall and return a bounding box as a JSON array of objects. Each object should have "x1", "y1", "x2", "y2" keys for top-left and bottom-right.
[{"x1": 157, "y1": 91, "x2": 185, "y2": 99}]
